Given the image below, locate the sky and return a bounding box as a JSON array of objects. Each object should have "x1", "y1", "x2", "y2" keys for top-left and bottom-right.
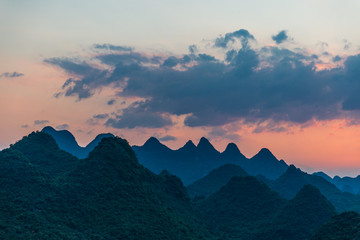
[{"x1": 2, "y1": 0, "x2": 360, "y2": 177}]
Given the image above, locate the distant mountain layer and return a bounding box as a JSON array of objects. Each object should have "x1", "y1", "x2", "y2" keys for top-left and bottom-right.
[
  {"x1": 314, "y1": 171, "x2": 360, "y2": 194},
  {"x1": 42, "y1": 126, "x2": 114, "y2": 159},
  {"x1": 133, "y1": 136, "x2": 288, "y2": 185},
  {"x1": 268, "y1": 165, "x2": 360, "y2": 212}
]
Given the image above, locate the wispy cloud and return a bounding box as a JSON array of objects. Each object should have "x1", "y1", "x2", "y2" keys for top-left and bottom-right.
[
  {"x1": 0, "y1": 72, "x2": 24, "y2": 78},
  {"x1": 34, "y1": 120, "x2": 49, "y2": 125}
]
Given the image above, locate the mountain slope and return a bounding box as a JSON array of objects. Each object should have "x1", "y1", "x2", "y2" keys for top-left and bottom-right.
[
  {"x1": 187, "y1": 164, "x2": 248, "y2": 197},
  {"x1": 268, "y1": 165, "x2": 360, "y2": 212},
  {"x1": 197, "y1": 176, "x2": 287, "y2": 239},
  {"x1": 311, "y1": 211, "x2": 360, "y2": 240},
  {"x1": 257, "y1": 184, "x2": 337, "y2": 240}
]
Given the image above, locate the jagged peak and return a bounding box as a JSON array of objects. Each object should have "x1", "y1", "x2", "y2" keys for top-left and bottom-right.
[
  {"x1": 223, "y1": 142, "x2": 241, "y2": 155},
  {"x1": 41, "y1": 126, "x2": 77, "y2": 143},
  {"x1": 179, "y1": 140, "x2": 197, "y2": 151},
  {"x1": 197, "y1": 137, "x2": 218, "y2": 153},
  {"x1": 251, "y1": 147, "x2": 278, "y2": 162},
  {"x1": 143, "y1": 136, "x2": 161, "y2": 146}
]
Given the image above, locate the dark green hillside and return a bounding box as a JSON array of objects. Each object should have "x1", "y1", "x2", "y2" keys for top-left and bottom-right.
[
  {"x1": 257, "y1": 184, "x2": 336, "y2": 240},
  {"x1": 187, "y1": 164, "x2": 248, "y2": 197},
  {"x1": 0, "y1": 133, "x2": 216, "y2": 239},
  {"x1": 10, "y1": 131, "x2": 78, "y2": 177},
  {"x1": 198, "y1": 176, "x2": 286, "y2": 239},
  {"x1": 311, "y1": 211, "x2": 360, "y2": 240}
]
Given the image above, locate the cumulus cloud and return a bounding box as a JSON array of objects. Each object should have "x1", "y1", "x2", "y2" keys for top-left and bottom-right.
[
  {"x1": 34, "y1": 120, "x2": 49, "y2": 125},
  {"x1": 0, "y1": 72, "x2": 24, "y2": 78},
  {"x1": 46, "y1": 29, "x2": 360, "y2": 132},
  {"x1": 272, "y1": 30, "x2": 290, "y2": 44},
  {"x1": 215, "y1": 29, "x2": 255, "y2": 48}
]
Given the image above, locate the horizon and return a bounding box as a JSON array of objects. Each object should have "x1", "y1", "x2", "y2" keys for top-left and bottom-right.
[{"x1": 2, "y1": 1, "x2": 360, "y2": 178}]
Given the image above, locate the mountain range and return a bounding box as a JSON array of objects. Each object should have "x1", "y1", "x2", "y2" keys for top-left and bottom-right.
[{"x1": 1, "y1": 129, "x2": 360, "y2": 239}]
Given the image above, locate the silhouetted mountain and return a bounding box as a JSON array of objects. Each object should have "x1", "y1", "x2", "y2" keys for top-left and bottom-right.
[
  {"x1": 314, "y1": 172, "x2": 360, "y2": 194},
  {"x1": 187, "y1": 164, "x2": 248, "y2": 197},
  {"x1": 0, "y1": 133, "x2": 216, "y2": 239},
  {"x1": 197, "y1": 176, "x2": 287, "y2": 239},
  {"x1": 42, "y1": 126, "x2": 114, "y2": 159},
  {"x1": 133, "y1": 137, "x2": 288, "y2": 185},
  {"x1": 268, "y1": 165, "x2": 360, "y2": 212},
  {"x1": 10, "y1": 131, "x2": 78, "y2": 176},
  {"x1": 311, "y1": 211, "x2": 360, "y2": 240},
  {"x1": 258, "y1": 184, "x2": 336, "y2": 240},
  {"x1": 243, "y1": 148, "x2": 288, "y2": 179}
]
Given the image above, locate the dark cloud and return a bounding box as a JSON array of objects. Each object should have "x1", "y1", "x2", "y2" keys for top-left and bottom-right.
[
  {"x1": 48, "y1": 29, "x2": 360, "y2": 132},
  {"x1": 107, "y1": 99, "x2": 115, "y2": 105},
  {"x1": 159, "y1": 135, "x2": 177, "y2": 142},
  {"x1": 272, "y1": 30, "x2": 289, "y2": 44},
  {"x1": 93, "y1": 114, "x2": 109, "y2": 119},
  {"x1": 214, "y1": 29, "x2": 255, "y2": 48},
  {"x1": 0, "y1": 72, "x2": 24, "y2": 78},
  {"x1": 21, "y1": 124, "x2": 29, "y2": 129},
  {"x1": 56, "y1": 124, "x2": 69, "y2": 130},
  {"x1": 105, "y1": 101, "x2": 173, "y2": 129},
  {"x1": 93, "y1": 44, "x2": 132, "y2": 52},
  {"x1": 333, "y1": 55, "x2": 342, "y2": 62},
  {"x1": 34, "y1": 120, "x2": 49, "y2": 125}
]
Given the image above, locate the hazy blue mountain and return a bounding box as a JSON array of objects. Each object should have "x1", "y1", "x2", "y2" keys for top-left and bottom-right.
[
  {"x1": 133, "y1": 137, "x2": 288, "y2": 185},
  {"x1": 311, "y1": 211, "x2": 360, "y2": 240},
  {"x1": 0, "y1": 132, "x2": 216, "y2": 239},
  {"x1": 42, "y1": 126, "x2": 114, "y2": 159},
  {"x1": 187, "y1": 164, "x2": 248, "y2": 197},
  {"x1": 314, "y1": 171, "x2": 360, "y2": 195},
  {"x1": 268, "y1": 165, "x2": 360, "y2": 212}
]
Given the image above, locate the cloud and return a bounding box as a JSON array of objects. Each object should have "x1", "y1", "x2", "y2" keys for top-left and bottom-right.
[
  {"x1": 93, "y1": 113, "x2": 109, "y2": 119},
  {"x1": 21, "y1": 124, "x2": 29, "y2": 128},
  {"x1": 34, "y1": 120, "x2": 49, "y2": 125},
  {"x1": 47, "y1": 29, "x2": 360, "y2": 132},
  {"x1": 105, "y1": 101, "x2": 173, "y2": 129},
  {"x1": 272, "y1": 30, "x2": 290, "y2": 44},
  {"x1": 214, "y1": 29, "x2": 255, "y2": 48},
  {"x1": 56, "y1": 124, "x2": 69, "y2": 130},
  {"x1": 93, "y1": 44, "x2": 132, "y2": 52},
  {"x1": 159, "y1": 135, "x2": 177, "y2": 142},
  {"x1": 0, "y1": 72, "x2": 24, "y2": 78},
  {"x1": 107, "y1": 99, "x2": 115, "y2": 105}
]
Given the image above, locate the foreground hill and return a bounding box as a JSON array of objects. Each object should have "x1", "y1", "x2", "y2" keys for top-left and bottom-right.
[
  {"x1": 311, "y1": 211, "x2": 360, "y2": 240},
  {"x1": 0, "y1": 132, "x2": 215, "y2": 239},
  {"x1": 133, "y1": 137, "x2": 288, "y2": 185},
  {"x1": 42, "y1": 126, "x2": 114, "y2": 159}
]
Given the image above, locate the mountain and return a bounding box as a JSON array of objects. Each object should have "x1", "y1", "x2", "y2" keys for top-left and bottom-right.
[
  {"x1": 133, "y1": 137, "x2": 288, "y2": 185},
  {"x1": 243, "y1": 148, "x2": 288, "y2": 179},
  {"x1": 0, "y1": 132, "x2": 216, "y2": 239},
  {"x1": 10, "y1": 131, "x2": 78, "y2": 176},
  {"x1": 197, "y1": 176, "x2": 287, "y2": 239},
  {"x1": 41, "y1": 126, "x2": 114, "y2": 159},
  {"x1": 314, "y1": 171, "x2": 360, "y2": 194},
  {"x1": 187, "y1": 164, "x2": 248, "y2": 197},
  {"x1": 257, "y1": 184, "x2": 337, "y2": 240},
  {"x1": 268, "y1": 165, "x2": 360, "y2": 212},
  {"x1": 311, "y1": 211, "x2": 360, "y2": 240}
]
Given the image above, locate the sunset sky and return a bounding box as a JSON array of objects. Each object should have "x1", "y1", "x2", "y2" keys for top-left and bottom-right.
[{"x1": 2, "y1": 0, "x2": 360, "y2": 176}]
